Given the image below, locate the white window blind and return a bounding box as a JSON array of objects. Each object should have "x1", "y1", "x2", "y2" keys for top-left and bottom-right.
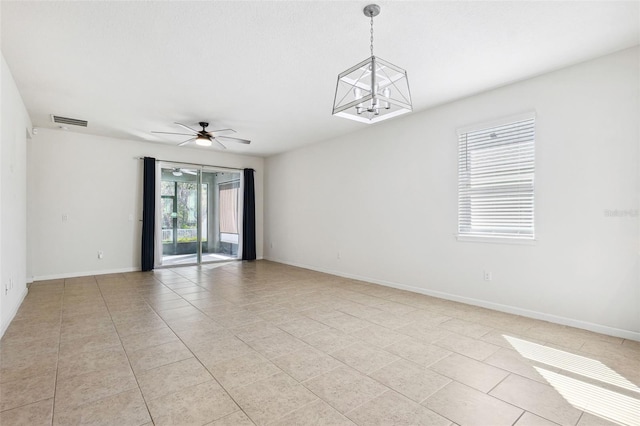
[
  {"x1": 219, "y1": 181, "x2": 239, "y2": 234},
  {"x1": 458, "y1": 115, "x2": 535, "y2": 240}
]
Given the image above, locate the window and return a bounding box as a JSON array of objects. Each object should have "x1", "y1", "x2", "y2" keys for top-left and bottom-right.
[{"x1": 458, "y1": 114, "x2": 535, "y2": 240}]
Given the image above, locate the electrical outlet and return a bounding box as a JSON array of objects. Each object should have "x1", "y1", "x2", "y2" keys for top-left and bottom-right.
[
  {"x1": 62, "y1": 214, "x2": 68, "y2": 222},
  {"x1": 98, "y1": 250, "x2": 104, "y2": 259},
  {"x1": 337, "y1": 251, "x2": 341, "y2": 259},
  {"x1": 483, "y1": 271, "x2": 492, "y2": 281}
]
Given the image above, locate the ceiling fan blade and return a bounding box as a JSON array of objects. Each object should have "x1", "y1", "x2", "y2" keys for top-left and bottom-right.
[
  {"x1": 217, "y1": 135, "x2": 251, "y2": 145},
  {"x1": 178, "y1": 137, "x2": 196, "y2": 147},
  {"x1": 181, "y1": 169, "x2": 197, "y2": 175},
  {"x1": 175, "y1": 122, "x2": 198, "y2": 133},
  {"x1": 151, "y1": 131, "x2": 195, "y2": 136},
  {"x1": 206, "y1": 129, "x2": 236, "y2": 135},
  {"x1": 214, "y1": 139, "x2": 227, "y2": 150}
]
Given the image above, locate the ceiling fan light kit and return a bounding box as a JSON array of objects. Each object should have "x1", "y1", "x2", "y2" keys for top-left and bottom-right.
[
  {"x1": 170, "y1": 168, "x2": 196, "y2": 176},
  {"x1": 195, "y1": 134, "x2": 212, "y2": 146},
  {"x1": 332, "y1": 4, "x2": 412, "y2": 124}
]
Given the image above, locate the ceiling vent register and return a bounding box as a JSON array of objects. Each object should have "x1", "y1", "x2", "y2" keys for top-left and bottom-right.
[{"x1": 50, "y1": 115, "x2": 88, "y2": 127}]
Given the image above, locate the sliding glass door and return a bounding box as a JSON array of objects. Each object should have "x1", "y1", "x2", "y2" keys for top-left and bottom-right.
[
  {"x1": 159, "y1": 163, "x2": 241, "y2": 267},
  {"x1": 200, "y1": 169, "x2": 241, "y2": 262}
]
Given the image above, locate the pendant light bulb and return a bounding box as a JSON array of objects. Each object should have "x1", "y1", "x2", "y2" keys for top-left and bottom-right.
[
  {"x1": 354, "y1": 87, "x2": 364, "y2": 114},
  {"x1": 382, "y1": 87, "x2": 390, "y2": 109}
]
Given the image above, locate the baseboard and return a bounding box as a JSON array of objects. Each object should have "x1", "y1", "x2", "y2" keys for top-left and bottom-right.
[
  {"x1": 32, "y1": 260, "x2": 261, "y2": 280},
  {"x1": 33, "y1": 266, "x2": 140, "y2": 282},
  {"x1": 0, "y1": 287, "x2": 28, "y2": 338},
  {"x1": 265, "y1": 256, "x2": 640, "y2": 342}
]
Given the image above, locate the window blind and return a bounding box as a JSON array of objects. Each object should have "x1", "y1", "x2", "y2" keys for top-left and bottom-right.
[
  {"x1": 458, "y1": 116, "x2": 535, "y2": 239},
  {"x1": 219, "y1": 181, "x2": 239, "y2": 234}
]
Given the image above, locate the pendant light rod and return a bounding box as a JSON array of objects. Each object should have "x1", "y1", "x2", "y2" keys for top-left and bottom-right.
[
  {"x1": 364, "y1": 4, "x2": 380, "y2": 57},
  {"x1": 366, "y1": 4, "x2": 379, "y2": 114}
]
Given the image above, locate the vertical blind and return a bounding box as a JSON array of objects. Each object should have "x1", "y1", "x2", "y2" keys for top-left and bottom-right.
[
  {"x1": 219, "y1": 181, "x2": 239, "y2": 234},
  {"x1": 458, "y1": 116, "x2": 535, "y2": 239}
]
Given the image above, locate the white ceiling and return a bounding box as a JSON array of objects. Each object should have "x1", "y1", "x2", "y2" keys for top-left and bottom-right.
[{"x1": 2, "y1": 1, "x2": 638, "y2": 156}]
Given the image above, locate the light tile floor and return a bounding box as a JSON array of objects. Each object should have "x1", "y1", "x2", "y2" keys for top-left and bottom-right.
[{"x1": 1, "y1": 261, "x2": 639, "y2": 425}]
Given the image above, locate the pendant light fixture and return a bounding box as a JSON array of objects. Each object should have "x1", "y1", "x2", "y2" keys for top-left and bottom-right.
[{"x1": 332, "y1": 4, "x2": 412, "y2": 124}]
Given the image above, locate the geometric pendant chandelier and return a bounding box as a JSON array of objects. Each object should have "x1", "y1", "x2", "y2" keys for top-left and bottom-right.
[{"x1": 332, "y1": 4, "x2": 412, "y2": 124}]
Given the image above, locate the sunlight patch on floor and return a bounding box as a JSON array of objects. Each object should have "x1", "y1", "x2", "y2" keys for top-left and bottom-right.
[
  {"x1": 504, "y1": 335, "x2": 639, "y2": 394},
  {"x1": 536, "y1": 368, "x2": 640, "y2": 426},
  {"x1": 504, "y1": 335, "x2": 640, "y2": 426}
]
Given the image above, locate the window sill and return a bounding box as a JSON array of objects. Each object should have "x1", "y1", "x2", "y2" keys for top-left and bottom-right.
[{"x1": 456, "y1": 234, "x2": 537, "y2": 246}]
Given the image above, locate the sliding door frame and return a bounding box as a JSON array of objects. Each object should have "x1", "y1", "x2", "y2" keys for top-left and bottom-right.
[{"x1": 155, "y1": 161, "x2": 243, "y2": 268}]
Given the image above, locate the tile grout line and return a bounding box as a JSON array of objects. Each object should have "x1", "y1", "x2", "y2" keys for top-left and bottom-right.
[
  {"x1": 95, "y1": 276, "x2": 155, "y2": 425},
  {"x1": 481, "y1": 373, "x2": 568, "y2": 425},
  {"x1": 298, "y1": 375, "x2": 390, "y2": 425},
  {"x1": 207, "y1": 330, "x2": 344, "y2": 424},
  {"x1": 485, "y1": 372, "x2": 514, "y2": 395},
  {"x1": 155, "y1": 274, "x2": 396, "y2": 425},
  {"x1": 49, "y1": 277, "x2": 68, "y2": 425},
  {"x1": 138, "y1": 274, "x2": 261, "y2": 425},
  {"x1": 0, "y1": 286, "x2": 65, "y2": 419},
  {"x1": 15, "y1": 264, "x2": 638, "y2": 426},
  {"x1": 171, "y1": 266, "x2": 310, "y2": 425},
  {"x1": 510, "y1": 410, "x2": 526, "y2": 426},
  {"x1": 290, "y1": 327, "x2": 445, "y2": 423},
  {"x1": 341, "y1": 388, "x2": 393, "y2": 423}
]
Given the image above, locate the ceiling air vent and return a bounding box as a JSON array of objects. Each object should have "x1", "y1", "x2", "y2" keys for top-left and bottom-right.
[{"x1": 50, "y1": 115, "x2": 88, "y2": 127}]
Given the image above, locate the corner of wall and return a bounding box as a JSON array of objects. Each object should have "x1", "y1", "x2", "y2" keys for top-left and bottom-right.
[{"x1": 1, "y1": 53, "x2": 32, "y2": 337}]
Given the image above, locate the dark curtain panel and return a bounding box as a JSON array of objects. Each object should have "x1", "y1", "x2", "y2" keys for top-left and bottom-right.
[
  {"x1": 141, "y1": 157, "x2": 156, "y2": 271},
  {"x1": 242, "y1": 168, "x2": 256, "y2": 260}
]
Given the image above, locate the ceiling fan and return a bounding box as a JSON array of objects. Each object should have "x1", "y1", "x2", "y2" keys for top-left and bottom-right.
[
  {"x1": 152, "y1": 122, "x2": 251, "y2": 149},
  {"x1": 169, "y1": 168, "x2": 197, "y2": 177}
]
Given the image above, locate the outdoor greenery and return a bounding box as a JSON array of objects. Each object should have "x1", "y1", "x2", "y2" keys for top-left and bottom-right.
[
  {"x1": 178, "y1": 235, "x2": 199, "y2": 243},
  {"x1": 161, "y1": 180, "x2": 208, "y2": 244}
]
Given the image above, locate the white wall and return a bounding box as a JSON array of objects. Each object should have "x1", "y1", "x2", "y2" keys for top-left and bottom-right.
[
  {"x1": 265, "y1": 47, "x2": 640, "y2": 339},
  {"x1": 28, "y1": 130, "x2": 264, "y2": 280},
  {"x1": 1, "y1": 54, "x2": 31, "y2": 336}
]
